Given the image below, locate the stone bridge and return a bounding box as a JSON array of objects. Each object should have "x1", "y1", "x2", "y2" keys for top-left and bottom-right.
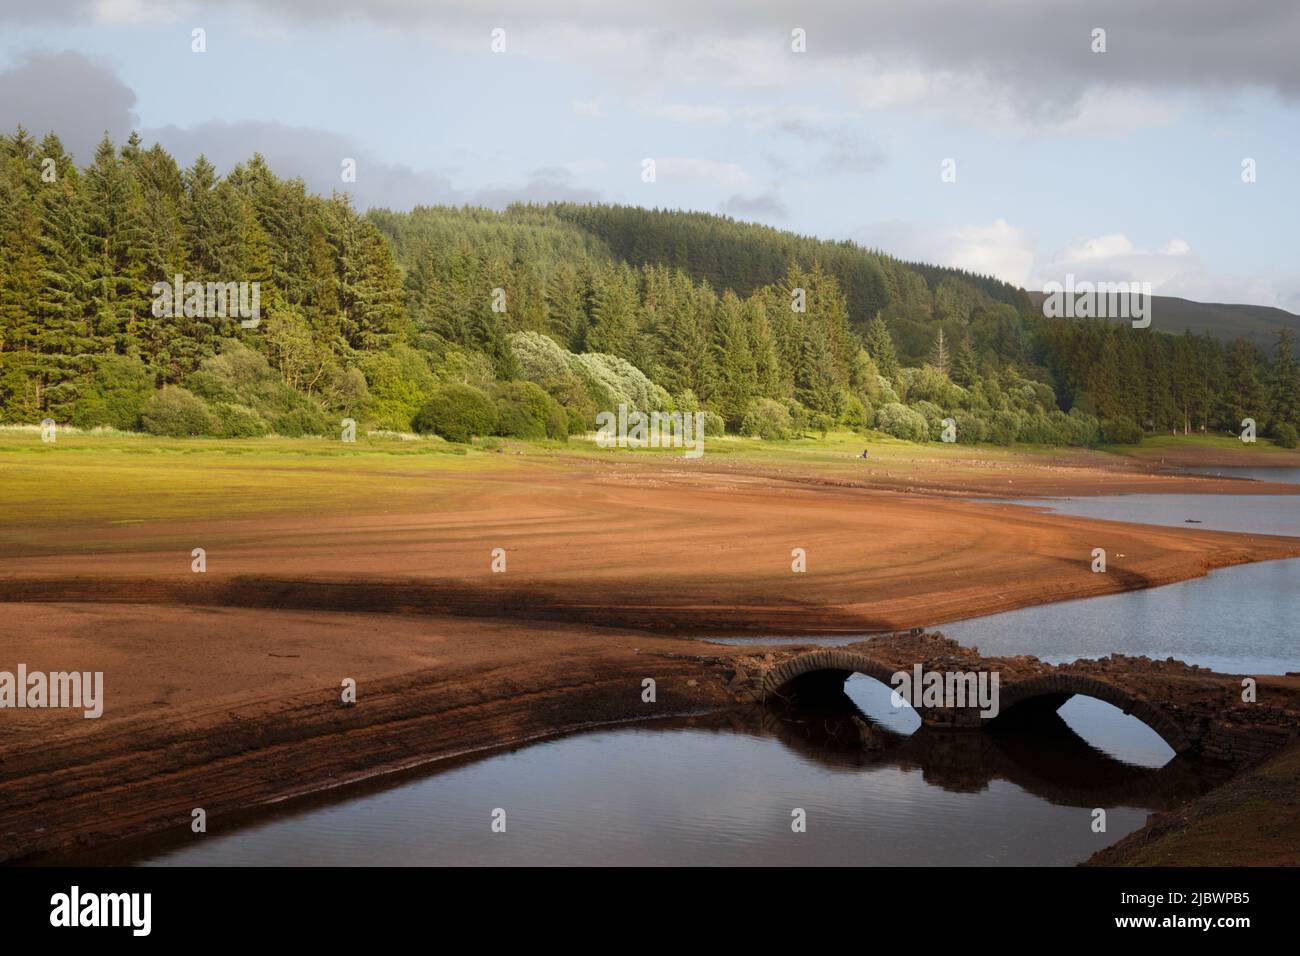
[{"x1": 716, "y1": 631, "x2": 1300, "y2": 768}]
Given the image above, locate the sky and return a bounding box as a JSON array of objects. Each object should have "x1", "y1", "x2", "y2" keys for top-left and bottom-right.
[{"x1": 1, "y1": 0, "x2": 1298, "y2": 310}]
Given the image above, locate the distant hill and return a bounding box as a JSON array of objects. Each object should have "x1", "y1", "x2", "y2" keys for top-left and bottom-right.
[{"x1": 1026, "y1": 290, "x2": 1300, "y2": 348}]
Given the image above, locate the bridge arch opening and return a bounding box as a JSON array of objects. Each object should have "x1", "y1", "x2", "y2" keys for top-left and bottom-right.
[
  {"x1": 991, "y1": 675, "x2": 1191, "y2": 761},
  {"x1": 764, "y1": 650, "x2": 922, "y2": 736},
  {"x1": 766, "y1": 650, "x2": 1192, "y2": 761},
  {"x1": 1054, "y1": 697, "x2": 1174, "y2": 768}
]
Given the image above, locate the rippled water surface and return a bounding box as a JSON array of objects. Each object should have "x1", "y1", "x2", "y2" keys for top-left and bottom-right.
[{"x1": 132, "y1": 685, "x2": 1194, "y2": 867}]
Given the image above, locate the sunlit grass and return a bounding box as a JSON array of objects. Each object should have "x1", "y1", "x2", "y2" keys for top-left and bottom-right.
[{"x1": 0, "y1": 427, "x2": 522, "y2": 529}]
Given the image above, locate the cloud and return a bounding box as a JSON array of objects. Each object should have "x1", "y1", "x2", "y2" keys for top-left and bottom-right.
[
  {"x1": 864, "y1": 219, "x2": 1300, "y2": 310},
  {"x1": 150, "y1": 125, "x2": 605, "y2": 210},
  {"x1": 652, "y1": 157, "x2": 753, "y2": 190},
  {"x1": 14, "y1": 1, "x2": 1292, "y2": 120},
  {"x1": 0, "y1": 50, "x2": 139, "y2": 162},
  {"x1": 1032, "y1": 233, "x2": 1300, "y2": 308},
  {"x1": 719, "y1": 190, "x2": 787, "y2": 219},
  {"x1": 775, "y1": 118, "x2": 886, "y2": 173},
  {"x1": 864, "y1": 218, "x2": 1036, "y2": 287},
  {"x1": 650, "y1": 103, "x2": 730, "y2": 125},
  {"x1": 570, "y1": 97, "x2": 606, "y2": 118},
  {"x1": 146, "y1": 120, "x2": 462, "y2": 209},
  {"x1": 471, "y1": 166, "x2": 602, "y2": 208}
]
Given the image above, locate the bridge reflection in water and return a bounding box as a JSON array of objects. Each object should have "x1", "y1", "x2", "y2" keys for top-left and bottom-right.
[
  {"x1": 742, "y1": 633, "x2": 1299, "y2": 770},
  {"x1": 78, "y1": 684, "x2": 1232, "y2": 867},
  {"x1": 752, "y1": 675, "x2": 1231, "y2": 813}
]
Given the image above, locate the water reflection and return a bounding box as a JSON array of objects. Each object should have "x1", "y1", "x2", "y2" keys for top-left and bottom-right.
[
  {"x1": 1180, "y1": 466, "x2": 1300, "y2": 485},
  {"x1": 975, "y1": 492, "x2": 1300, "y2": 537},
  {"x1": 64, "y1": 673, "x2": 1227, "y2": 868}
]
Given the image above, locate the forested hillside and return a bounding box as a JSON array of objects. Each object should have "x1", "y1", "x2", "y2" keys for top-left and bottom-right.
[{"x1": 2, "y1": 129, "x2": 1297, "y2": 448}]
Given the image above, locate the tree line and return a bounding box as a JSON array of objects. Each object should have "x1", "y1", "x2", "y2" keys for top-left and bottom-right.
[{"x1": 1, "y1": 129, "x2": 1296, "y2": 448}]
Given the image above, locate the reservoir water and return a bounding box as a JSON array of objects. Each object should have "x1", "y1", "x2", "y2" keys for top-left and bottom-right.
[{"x1": 123, "y1": 690, "x2": 1201, "y2": 867}]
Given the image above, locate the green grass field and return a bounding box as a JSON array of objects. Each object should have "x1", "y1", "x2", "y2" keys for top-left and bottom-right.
[{"x1": 2, "y1": 425, "x2": 1293, "y2": 539}]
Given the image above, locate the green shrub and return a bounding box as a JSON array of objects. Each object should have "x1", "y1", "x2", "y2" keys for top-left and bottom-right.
[
  {"x1": 360, "y1": 343, "x2": 439, "y2": 430},
  {"x1": 840, "y1": 393, "x2": 871, "y2": 431},
  {"x1": 412, "y1": 383, "x2": 498, "y2": 443},
  {"x1": 186, "y1": 339, "x2": 333, "y2": 435},
  {"x1": 910, "y1": 400, "x2": 946, "y2": 440},
  {"x1": 270, "y1": 405, "x2": 332, "y2": 437},
  {"x1": 987, "y1": 409, "x2": 1022, "y2": 445},
  {"x1": 1274, "y1": 423, "x2": 1298, "y2": 448},
  {"x1": 740, "y1": 398, "x2": 793, "y2": 440},
  {"x1": 702, "y1": 410, "x2": 726, "y2": 437},
  {"x1": 1016, "y1": 411, "x2": 1062, "y2": 445},
  {"x1": 781, "y1": 398, "x2": 810, "y2": 436},
  {"x1": 897, "y1": 365, "x2": 966, "y2": 408},
  {"x1": 875, "y1": 402, "x2": 929, "y2": 441},
  {"x1": 71, "y1": 355, "x2": 154, "y2": 430},
  {"x1": 953, "y1": 411, "x2": 989, "y2": 444},
  {"x1": 213, "y1": 403, "x2": 269, "y2": 438},
  {"x1": 1064, "y1": 408, "x2": 1101, "y2": 446},
  {"x1": 492, "y1": 380, "x2": 568, "y2": 441},
  {"x1": 1100, "y1": 417, "x2": 1144, "y2": 445},
  {"x1": 508, "y1": 331, "x2": 597, "y2": 434},
  {"x1": 141, "y1": 386, "x2": 215, "y2": 437},
  {"x1": 567, "y1": 351, "x2": 669, "y2": 413}
]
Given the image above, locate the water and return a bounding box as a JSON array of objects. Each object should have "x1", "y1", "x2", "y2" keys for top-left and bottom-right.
[
  {"x1": 1181, "y1": 466, "x2": 1300, "y2": 485},
  {"x1": 941, "y1": 558, "x2": 1300, "y2": 674},
  {"x1": 974, "y1": 492, "x2": 1300, "y2": 537},
  {"x1": 938, "y1": 491, "x2": 1300, "y2": 674},
  {"x1": 120, "y1": 686, "x2": 1201, "y2": 867}
]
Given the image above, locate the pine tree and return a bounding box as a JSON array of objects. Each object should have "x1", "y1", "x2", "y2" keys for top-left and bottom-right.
[
  {"x1": 1269, "y1": 328, "x2": 1300, "y2": 429},
  {"x1": 710, "y1": 290, "x2": 756, "y2": 427},
  {"x1": 1225, "y1": 337, "x2": 1266, "y2": 429},
  {"x1": 952, "y1": 336, "x2": 977, "y2": 387},
  {"x1": 864, "y1": 314, "x2": 899, "y2": 381}
]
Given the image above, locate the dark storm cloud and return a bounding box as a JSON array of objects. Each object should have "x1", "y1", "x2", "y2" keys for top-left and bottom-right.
[
  {"x1": 0, "y1": 50, "x2": 139, "y2": 162},
  {"x1": 14, "y1": 1, "x2": 1290, "y2": 110}
]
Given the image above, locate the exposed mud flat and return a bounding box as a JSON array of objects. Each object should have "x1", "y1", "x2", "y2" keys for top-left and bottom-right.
[{"x1": 2, "y1": 453, "x2": 1298, "y2": 863}]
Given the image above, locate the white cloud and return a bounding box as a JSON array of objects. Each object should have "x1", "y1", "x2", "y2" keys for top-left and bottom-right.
[
  {"x1": 863, "y1": 218, "x2": 1036, "y2": 287},
  {"x1": 571, "y1": 97, "x2": 606, "y2": 118},
  {"x1": 90, "y1": 0, "x2": 191, "y2": 23},
  {"x1": 1035, "y1": 233, "x2": 1298, "y2": 309},
  {"x1": 653, "y1": 157, "x2": 753, "y2": 190},
  {"x1": 650, "y1": 103, "x2": 730, "y2": 125}
]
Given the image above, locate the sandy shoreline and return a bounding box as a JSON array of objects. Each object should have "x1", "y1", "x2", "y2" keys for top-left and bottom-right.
[{"x1": 2, "y1": 447, "x2": 1299, "y2": 863}]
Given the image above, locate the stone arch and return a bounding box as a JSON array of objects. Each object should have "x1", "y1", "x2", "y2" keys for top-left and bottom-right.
[
  {"x1": 762, "y1": 649, "x2": 901, "y2": 700},
  {"x1": 762, "y1": 652, "x2": 1195, "y2": 755},
  {"x1": 995, "y1": 674, "x2": 1193, "y2": 754}
]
